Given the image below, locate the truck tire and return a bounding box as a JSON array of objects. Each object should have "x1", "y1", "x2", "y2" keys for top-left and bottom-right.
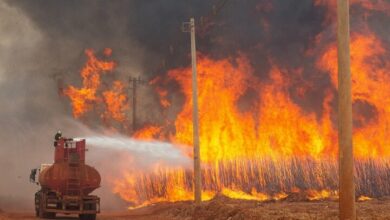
[
  {"x1": 39, "y1": 206, "x2": 55, "y2": 219},
  {"x1": 42, "y1": 212, "x2": 56, "y2": 219},
  {"x1": 38, "y1": 193, "x2": 56, "y2": 219},
  {"x1": 79, "y1": 214, "x2": 96, "y2": 220},
  {"x1": 84, "y1": 202, "x2": 97, "y2": 211},
  {"x1": 35, "y1": 191, "x2": 40, "y2": 217}
]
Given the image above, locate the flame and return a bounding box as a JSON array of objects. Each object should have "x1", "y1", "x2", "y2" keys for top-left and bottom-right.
[
  {"x1": 155, "y1": 87, "x2": 171, "y2": 108},
  {"x1": 357, "y1": 195, "x2": 372, "y2": 202},
  {"x1": 133, "y1": 125, "x2": 163, "y2": 141},
  {"x1": 113, "y1": 163, "x2": 297, "y2": 206},
  {"x1": 116, "y1": 41, "x2": 390, "y2": 206},
  {"x1": 164, "y1": 55, "x2": 334, "y2": 162},
  {"x1": 64, "y1": 49, "x2": 115, "y2": 118},
  {"x1": 221, "y1": 187, "x2": 269, "y2": 201},
  {"x1": 318, "y1": 33, "x2": 390, "y2": 158},
  {"x1": 102, "y1": 81, "x2": 129, "y2": 122},
  {"x1": 65, "y1": 49, "x2": 129, "y2": 127},
  {"x1": 113, "y1": 168, "x2": 216, "y2": 208},
  {"x1": 306, "y1": 189, "x2": 338, "y2": 201}
]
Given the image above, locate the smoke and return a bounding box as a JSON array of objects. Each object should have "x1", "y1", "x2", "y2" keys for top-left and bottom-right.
[
  {"x1": 0, "y1": 0, "x2": 50, "y2": 210},
  {"x1": 0, "y1": 0, "x2": 150, "y2": 211}
]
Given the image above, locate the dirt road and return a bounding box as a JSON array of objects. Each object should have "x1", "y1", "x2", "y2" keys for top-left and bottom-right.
[{"x1": 1, "y1": 196, "x2": 390, "y2": 220}]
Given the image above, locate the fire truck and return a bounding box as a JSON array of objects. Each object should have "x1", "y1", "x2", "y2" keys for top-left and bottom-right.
[{"x1": 30, "y1": 134, "x2": 101, "y2": 220}]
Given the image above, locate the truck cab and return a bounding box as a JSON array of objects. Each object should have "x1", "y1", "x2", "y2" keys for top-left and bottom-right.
[{"x1": 30, "y1": 164, "x2": 52, "y2": 184}]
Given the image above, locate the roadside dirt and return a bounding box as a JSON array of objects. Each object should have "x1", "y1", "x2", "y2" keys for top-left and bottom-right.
[{"x1": 1, "y1": 196, "x2": 390, "y2": 220}]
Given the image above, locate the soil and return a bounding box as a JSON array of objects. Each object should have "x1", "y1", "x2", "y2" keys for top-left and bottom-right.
[{"x1": 1, "y1": 196, "x2": 390, "y2": 220}]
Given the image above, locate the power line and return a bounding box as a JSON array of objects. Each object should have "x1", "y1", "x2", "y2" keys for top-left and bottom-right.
[{"x1": 129, "y1": 76, "x2": 147, "y2": 132}]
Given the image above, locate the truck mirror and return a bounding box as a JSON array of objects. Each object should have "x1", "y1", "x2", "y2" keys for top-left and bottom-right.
[{"x1": 29, "y1": 169, "x2": 37, "y2": 183}]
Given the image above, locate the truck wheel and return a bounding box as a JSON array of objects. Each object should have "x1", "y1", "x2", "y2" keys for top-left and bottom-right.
[
  {"x1": 38, "y1": 200, "x2": 55, "y2": 219},
  {"x1": 79, "y1": 214, "x2": 96, "y2": 220},
  {"x1": 86, "y1": 203, "x2": 97, "y2": 211},
  {"x1": 38, "y1": 198, "x2": 46, "y2": 218},
  {"x1": 39, "y1": 209, "x2": 51, "y2": 219},
  {"x1": 46, "y1": 212, "x2": 56, "y2": 219},
  {"x1": 35, "y1": 192, "x2": 40, "y2": 217}
]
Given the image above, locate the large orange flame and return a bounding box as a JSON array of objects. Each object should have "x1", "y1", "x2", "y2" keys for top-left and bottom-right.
[
  {"x1": 64, "y1": 49, "x2": 129, "y2": 127},
  {"x1": 102, "y1": 81, "x2": 129, "y2": 123},
  {"x1": 64, "y1": 49, "x2": 115, "y2": 118},
  {"x1": 113, "y1": 31, "x2": 390, "y2": 206},
  {"x1": 64, "y1": 15, "x2": 390, "y2": 207},
  {"x1": 318, "y1": 33, "x2": 390, "y2": 158},
  {"x1": 165, "y1": 55, "x2": 335, "y2": 162}
]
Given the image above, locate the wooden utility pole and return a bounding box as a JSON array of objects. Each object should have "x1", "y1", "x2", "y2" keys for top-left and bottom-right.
[
  {"x1": 337, "y1": 0, "x2": 356, "y2": 219},
  {"x1": 183, "y1": 18, "x2": 202, "y2": 204},
  {"x1": 129, "y1": 76, "x2": 146, "y2": 132}
]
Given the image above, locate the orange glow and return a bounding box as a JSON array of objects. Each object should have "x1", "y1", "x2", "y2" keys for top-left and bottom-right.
[
  {"x1": 221, "y1": 188, "x2": 269, "y2": 201},
  {"x1": 133, "y1": 125, "x2": 163, "y2": 141},
  {"x1": 115, "y1": 39, "x2": 390, "y2": 205},
  {"x1": 155, "y1": 87, "x2": 171, "y2": 108},
  {"x1": 114, "y1": 54, "x2": 340, "y2": 206},
  {"x1": 318, "y1": 33, "x2": 390, "y2": 158},
  {"x1": 66, "y1": 30, "x2": 390, "y2": 206},
  {"x1": 65, "y1": 49, "x2": 130, "y2": 128},
  {"x1": 161, "y1": 55, "x2": 335, "y2": 162},
  {"x1": 357, "y1": 195, "x2": 372, "y2": 202},
  {"x1": 102, "y1": 81, "x2": 129, "y2": 122},
  {"x1": 64, "y1": 86, "x2": 97, "y2": 118},
  {"x1": 306, "y1": 189, "x2": 338, "y2": 201},
  {"x1": 113, "y1": 168, "x2": 216, "y2": 208},
  {"x1": 64, "y1": 49, "x2": 116, "y2": 118}
]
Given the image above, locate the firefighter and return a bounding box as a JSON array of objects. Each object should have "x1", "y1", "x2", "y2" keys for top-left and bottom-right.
[
  {"x1": 54, "y1": 130, "x2": 62, "y2": 140},
  {"x1": 54, "y1": 130, "x2": 62, "y2": 147}
]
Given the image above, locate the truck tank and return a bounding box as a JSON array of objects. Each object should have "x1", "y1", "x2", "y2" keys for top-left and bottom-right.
[{"x1": 38, "y1": 138, "x2": 101, "y2": 195}]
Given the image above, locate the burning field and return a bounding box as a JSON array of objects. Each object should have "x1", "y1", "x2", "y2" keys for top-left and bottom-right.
[
  {"x1": 2, "y1": 0, "x2": 390, "y2": 218},
  {"x1": 57, "y1": 0, "x2": 390, "y2": 209}
]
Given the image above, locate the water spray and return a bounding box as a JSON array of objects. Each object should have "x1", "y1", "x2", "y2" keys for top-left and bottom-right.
[{"x1": 82, "y1": 135, "x2": 190, "y2": 165}]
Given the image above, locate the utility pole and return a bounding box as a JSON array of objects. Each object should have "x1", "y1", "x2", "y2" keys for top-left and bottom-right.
[
  {"x1": 129, "y1": 76, "x2": 146, "y2": 132},
  {"x1": 337, "y1": 0, "x2": 356, "y2": 219},
  {"x1": 182, "y1": 18, "x2": 202, "y2": 204}
]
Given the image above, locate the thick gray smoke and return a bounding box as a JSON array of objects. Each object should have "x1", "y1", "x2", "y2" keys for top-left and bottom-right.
[
  {"x1": 0, "y1": 1, "x2": 52, "y2": 210},
  {"x1": 0, "y1": 1, "x2": 149, "y2": 211}
]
